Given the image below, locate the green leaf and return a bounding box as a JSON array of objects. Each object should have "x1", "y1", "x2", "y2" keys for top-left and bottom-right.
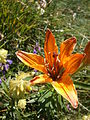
[
  {"x1": 38, "y1": 90, "x2": 52, "y2": 102},
  {"x1": 74, "y1": 81, "x2": 90, "y2": 90},
  {"x1": 1, "y1": 79, "x2": 9, "y2": 94}
]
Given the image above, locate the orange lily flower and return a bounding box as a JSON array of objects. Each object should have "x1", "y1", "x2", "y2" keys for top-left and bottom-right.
[
  {"x1": 83, "y1": 41, "x2": 90, "y2": 66},
  {"x1": 16, "y1": 29, "x2": 85, "y2": 108}
]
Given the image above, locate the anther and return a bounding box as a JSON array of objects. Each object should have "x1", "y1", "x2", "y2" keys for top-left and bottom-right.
[
  {"x1": 48, "y1": 73, "x2": 50, "y2": 76},
  {"x1": 57, "y1": 75, "x2": 60, "y2": 79},
  {"x1": 53, "y1": 52, "x2": 58, "y2": 58}
]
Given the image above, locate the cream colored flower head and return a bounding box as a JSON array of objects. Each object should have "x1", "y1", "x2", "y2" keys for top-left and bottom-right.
[
  {"x1": 0, "y1": 49, "x2": 8, "y2": 63},
  {"x1": 18, "y1": 99, "x2": 26, "y2": 109},
  {"x1": 9, "y1": 71, "x2": 32, "y2": 99}
]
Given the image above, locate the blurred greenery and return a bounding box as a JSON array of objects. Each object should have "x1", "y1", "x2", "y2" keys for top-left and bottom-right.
[{"x1": 0, "y1": 0, "x2": 90, "y2": 119}]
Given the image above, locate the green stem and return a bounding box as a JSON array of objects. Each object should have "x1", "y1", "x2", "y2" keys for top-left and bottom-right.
[{"x1": 79, "y1": 102, "x2": 90, "y2": 112}]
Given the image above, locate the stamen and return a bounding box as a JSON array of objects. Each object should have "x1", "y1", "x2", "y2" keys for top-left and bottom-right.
[
  {"x1": 48, "y1": 52, "x2": 51, "y2": 54},
  {"x1": 51, "y1": 66, "x2": 54, "y2": 71},
  {"x1": 45, "y1": 63, "x2": 49, "y2": 67},
  {"x1": 45, "y1": 52, "x2": 65, "y2": 81},
  {"x1": 59, "y1": 67, "x2": 65, "y2": 76},
  {"x1": 53, "y1": 52, "x2": 58, "y2": 58},
  {"x1": 44, "y1": 58, "x2": 46, "y2": 64},
  {"x1": 57, "y1": 58, "x2": 60, "y2": 63}
]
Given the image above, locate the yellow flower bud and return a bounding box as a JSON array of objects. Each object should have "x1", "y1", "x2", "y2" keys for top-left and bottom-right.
[
  {"x1": 18, "y1": 99, "x2": 26, "y2": 109},
  {"x1": 9, "y1": 72, "x2": 32, "y2": 99},
  {"x1": 0, "y1": 49, "x2": 8, "y2": 63},
  {"x1": 17, "y1": 87, "x2": 20, "y2": 96}
]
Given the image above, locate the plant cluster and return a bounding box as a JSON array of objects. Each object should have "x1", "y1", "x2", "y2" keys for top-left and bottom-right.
[{"x1": 0, "y1": 0, "x2": 90, "y2": 119}]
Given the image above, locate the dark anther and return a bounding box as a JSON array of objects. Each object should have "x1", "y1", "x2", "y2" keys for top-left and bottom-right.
[{"x1": 53, "y1": 52, "x2": 58, "y2": 58}]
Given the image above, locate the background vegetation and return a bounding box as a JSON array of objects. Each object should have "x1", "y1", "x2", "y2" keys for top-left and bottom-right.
[{"x1": 0, "y1": 0, "x2": 90, "y2": 119}]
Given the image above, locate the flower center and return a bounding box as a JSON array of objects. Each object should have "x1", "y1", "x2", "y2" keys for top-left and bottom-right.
[{"x1": 44, "y1": 52, "x2": 65, "y2": 81}]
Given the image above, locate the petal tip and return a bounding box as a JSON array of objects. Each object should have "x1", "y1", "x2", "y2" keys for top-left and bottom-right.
[
  {"x1": 46, "y1": 29, "x2": 51, "y2": 35},
  {"x1": 63, "y1": 37, "x2": 77, "y2": 44},
  {"x1": 71, "y1": 37, "x2": 77, "y2": 43},
  {"x1": 15, "y1": 51, "x2": 18, "y2": 56},
  {"x1": 72, "y1": 100, "x2": 78, "y2": 109},
  {"x1": 15, "y1": 50, "x2": 21, "y2": 56}
]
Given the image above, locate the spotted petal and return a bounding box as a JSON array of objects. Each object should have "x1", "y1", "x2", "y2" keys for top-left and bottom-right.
[
  {"x1": 51, "y1": 75, "x2": 78, "y2": 108},
  {"x1": 64, "y1": 53, "x2": 85, "y2": 74},
  {"x1": 59, "y1": 37, "x2": 76, "y2": 64},
  {"x1": 30, "y1": 74, "x2": 52, "y2": 85},
  {"x1": 44, "y1": 29, "x2": 58, "y2": 67},
  {"x1": 16, "y1": 50, "x2": 47, "y2": 73}
]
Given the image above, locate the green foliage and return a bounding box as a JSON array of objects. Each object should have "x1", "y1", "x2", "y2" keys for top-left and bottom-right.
[{"x1": 0, "y1": 0, "x2": 90, "y2": 119}]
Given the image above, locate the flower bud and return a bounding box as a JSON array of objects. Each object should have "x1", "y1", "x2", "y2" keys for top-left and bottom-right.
[
  {"x1": 0, "y1": 49, "x2": 8, "y2": 63},
  {"x1": 9, "y1": 72, "x2": 32, "y2": 99},
  {"x1": 18, "y1": 99, "x2": 26, "y2": 109}
]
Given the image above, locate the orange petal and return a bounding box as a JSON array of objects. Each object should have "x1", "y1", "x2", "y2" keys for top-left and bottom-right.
[
  {"x1": 30, "y1": 74, "x2": 52, "y2": 85},
  {"x1": 64, "y1": 53, "x2": 85, "y2": 74},
  {"x1": 51, "y1": 75, "x2": 78, "y2": 108},
  {"x1": 83, "y1": 41, "x2": 90, "y2": 65},
  {"x1": 44, "y1": 29, "x2": 58, "y2": 66},
  {"x1": 59, "y1": 37, "x2": 76, "y2": 64},
  {"x1": 16, "y1": 50, "x2": 47, "y2": 73}
]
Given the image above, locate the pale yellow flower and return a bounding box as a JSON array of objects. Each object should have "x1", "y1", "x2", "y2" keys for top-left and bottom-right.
[
  {"x1": 0, "y1": 49, "x2": 8, "y2": 63},
  {"x1": 18, "y1": 99, "x2": 26, "y2": 109},
  {"x1": 9, "y1": 72, "x2": 32, "y2": 99}
]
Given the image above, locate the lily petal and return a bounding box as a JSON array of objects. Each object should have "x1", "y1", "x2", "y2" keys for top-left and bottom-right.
[
  {"x1": 59, "y1": 37, "x2": 76, "y2": 64},
  {"x1": 16, "y1": 50, "x2": 47, "y2": 73},
  {"x1": 83, "y1": 41, "x2": 90, "y2": 65},
  {"x1": 64, "y1": 53, "x2": 85, "y2": 74},
  {"x1": 30, "y1": 74, "x2": 52, "y2": 85},
  {"x1": 51, "y1": 75, "x2": 78, "y2": 108},
  {"x1": 44, "y1": 29, "x2": 58, "y2": 66}
]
